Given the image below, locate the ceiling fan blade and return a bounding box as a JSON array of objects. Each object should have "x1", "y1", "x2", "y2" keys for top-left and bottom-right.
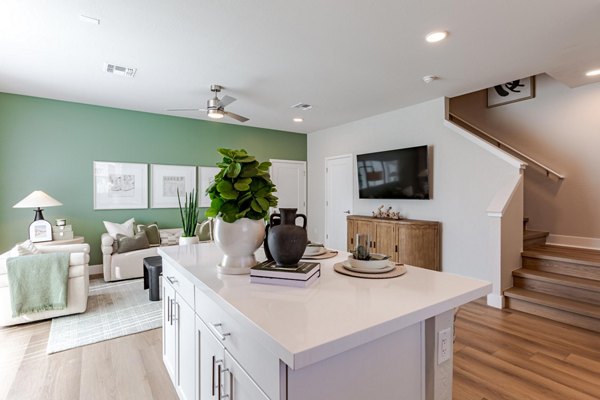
[
  {"x1": 219, "y1": 95, "x2": 236, "y2": 107},
  {"x1": 166, "y1": 108, "x2": 207, "y2": 112},
  {"x1": 224, "y1": 111, "x2": 249, "y2": 123}
]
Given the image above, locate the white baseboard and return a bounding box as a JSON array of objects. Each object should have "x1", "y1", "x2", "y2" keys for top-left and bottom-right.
[
  {"x1": 546, "y1": 234, "x2": 600, "y2": 250},
  {"x1": 89, "y1": 264, "x2": 103, "y2": 275},
  {"x1": 486, "y1": 293, "x2": 504, "y2": 309}
]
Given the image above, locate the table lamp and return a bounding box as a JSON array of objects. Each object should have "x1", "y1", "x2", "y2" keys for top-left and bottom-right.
[{"x1": 13, "y1": 190, "x2": 63, "y2": 242}]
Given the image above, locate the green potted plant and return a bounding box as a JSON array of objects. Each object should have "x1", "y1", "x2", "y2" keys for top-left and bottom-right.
[
  {"x1": 177, "y1": 188, "x2": 200, "y2": 245},
  {"x1": 205, "y1": 148, "x2": 278, "y2": 274}
]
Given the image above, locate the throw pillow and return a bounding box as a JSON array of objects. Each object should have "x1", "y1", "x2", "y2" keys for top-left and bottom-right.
[
  {"x1": 103, "y1": 218, "x2": 135, "y2": 240},
  {"x1": 116, "y1": 231, "x2": 150, "y2": 254},
  {"x1": 14, "y1": 240, "x2": 41, "y2": 256},
  {"x1": 137, "y1": 223, "x2": 161, "y2": 247},
  {"x1": 196, "y1": 219, "x2": 214, "y2": 241}
]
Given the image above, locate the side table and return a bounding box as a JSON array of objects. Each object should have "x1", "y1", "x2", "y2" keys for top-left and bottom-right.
[
  {"x1": 143, "y1": 256, "x2": 163, "y2": 301},
  {"x1": 36, "y1": 236, "x2": 85, "y2": 246}
]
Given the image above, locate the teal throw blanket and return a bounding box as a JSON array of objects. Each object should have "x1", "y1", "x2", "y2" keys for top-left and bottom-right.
[{"x1": 7, "y1": 252, "x2": 70, "y2": 317}]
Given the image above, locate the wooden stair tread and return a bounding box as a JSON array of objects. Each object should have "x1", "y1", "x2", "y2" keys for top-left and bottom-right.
[
  {"x1": 513, "y1": 269, "x2": 600, "y2": 292},
  {"x1": 522, "y1": 244, "x2": 600, "y2": 267},
  {"x1": 523, "y1": 230, "x2": 549, "y2": 240},
  {"x1": 504, "y1": 288, "x2": 600, "y2": 319}
]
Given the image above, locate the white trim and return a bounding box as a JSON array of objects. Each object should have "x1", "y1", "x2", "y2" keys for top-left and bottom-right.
[
  {"x1": 546, "y1": 234, "x2": 600, "y2": 250},
  {"x1": 443, "y1": 120, "x2": 526, "y2": 171},
  {"x1": 486, "y1": 293, "x2": 504, "y2": 309},
  {"x1": 486, "y1": 174, "x2": 523, "y2": 217},
  {"x1": 89, "y1": 263, "x2": 103, "y2": 275}
]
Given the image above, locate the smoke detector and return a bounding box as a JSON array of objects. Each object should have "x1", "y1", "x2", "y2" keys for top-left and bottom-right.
[
  {"x1": 291, "y1": 102, "x2": 313, "y2": 110},
  {"x1": 104, "y1": 63, "x2": 137, "y2": 78},
  {"x1": 422, "y1": 75, "x2": 439, "y2": 84}
]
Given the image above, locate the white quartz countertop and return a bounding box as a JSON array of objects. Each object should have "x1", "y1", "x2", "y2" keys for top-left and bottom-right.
[{"x1": 159, "y1": 243, "x2": 491, "y2": 369}]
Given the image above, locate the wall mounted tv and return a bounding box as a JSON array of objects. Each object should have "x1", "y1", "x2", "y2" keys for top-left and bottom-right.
[{"x1": 357, "y1": 145, "x2": 430, "y2": 200}]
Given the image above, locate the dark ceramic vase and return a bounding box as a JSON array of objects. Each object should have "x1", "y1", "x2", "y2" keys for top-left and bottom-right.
[
  {"x1": 263, "y1": 214, "x2": 280, "y2": 261},
  {"x1": 267, "y1": 208, "x2": 308, "y2": 267}
]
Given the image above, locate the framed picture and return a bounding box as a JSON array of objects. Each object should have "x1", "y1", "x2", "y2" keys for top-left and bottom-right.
[
  {"x1": 29, "y1": 220, "x2": 53, "y2": 242},
  {"x1": 93, "y1": 161, "x2": 148, "y2": 210},
  {"x1": 487, "y1": 76, "x2": 535, "y2": 108},
  {"x1": 151, "y1": 164, "x2": 197, "y2": 208},
  {"x1": 198, "y1": 166, "x2": 220, "y2": 207}
]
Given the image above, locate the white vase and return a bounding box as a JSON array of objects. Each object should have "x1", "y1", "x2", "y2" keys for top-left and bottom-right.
[
  {"x1": 214, "y1": 217, "x2": 265, "y2": 274},
  {"x1": 179, "y1": 236, "x2": 199, "y2": 246}
]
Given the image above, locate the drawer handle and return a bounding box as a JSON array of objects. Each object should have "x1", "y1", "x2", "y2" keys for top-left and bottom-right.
[
  {"x1": 212, "y1": 356, "x2": 223, "y2": 396},
  {"x1": 210, "y1": 322, "x2": 231, "y2": 341},
  {"x1": 166, "y1": 276, "x2": 178, "y2": 285}
]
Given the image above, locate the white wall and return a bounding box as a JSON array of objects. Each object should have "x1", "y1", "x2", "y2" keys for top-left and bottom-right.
[
  {"x1": 307, "y1": 97, "x2": 522, "y2": 281},
  {"x1": 450, "y1": 74, "x2": 600, "y2": 241}
]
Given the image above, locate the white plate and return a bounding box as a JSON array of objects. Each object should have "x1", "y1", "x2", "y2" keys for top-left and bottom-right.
[
  {"x1": 342, "y1": 261, "x2": 396, "y2": 274},
  {"x1": 303, "y1": 247, "x2": 327, "y2": 256}
]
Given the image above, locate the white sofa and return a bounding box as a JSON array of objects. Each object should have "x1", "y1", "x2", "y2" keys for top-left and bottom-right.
[
  {"x1": 101, "y1": 228, "x2": 182, "y2": 282},
  {"x1": 0, "y1": 243, "x2": 90, "y2": 327}
]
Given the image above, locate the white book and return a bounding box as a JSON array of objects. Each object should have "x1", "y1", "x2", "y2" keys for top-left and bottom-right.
[{"x1": 250, "y1": 270, "x2": 320, "y2": 288}]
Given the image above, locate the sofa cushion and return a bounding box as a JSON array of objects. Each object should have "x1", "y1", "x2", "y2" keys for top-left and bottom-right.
[
  {"x1": 196, "y1": 219, "x2": 214, "y2": 241},
  {"x1": 116, "y1": 231, "x2": 150, "y2": 254},
  {"x1": 103, "y1": 218, "x2": 135, "y2": 240},
  {"x1": 137, "y1": 224, "x2": 161, "y2": 247}
]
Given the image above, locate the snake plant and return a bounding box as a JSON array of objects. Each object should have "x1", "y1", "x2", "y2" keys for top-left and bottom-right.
[{"x1": 177, "y1": 188, "x2": 200, "y2": 237}]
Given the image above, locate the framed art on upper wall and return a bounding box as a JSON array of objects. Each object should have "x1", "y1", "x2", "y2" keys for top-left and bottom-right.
[
  {"x1": 150, "y1": 164, "x2": 197, "y2": 208},
  {"x1": 487, "y1": 76, "x2": 536, "y2": 108},
  {"x1": 93, "y1": 161, "x2": 148, "y2": 210},
  {"x1": 198, "y1": 166, "x2": 220, "y2": 207}
]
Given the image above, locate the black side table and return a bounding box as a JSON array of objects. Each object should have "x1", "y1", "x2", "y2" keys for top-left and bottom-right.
[{"x1": 143, "y1": 256, "x2": 163, "y2": 301}]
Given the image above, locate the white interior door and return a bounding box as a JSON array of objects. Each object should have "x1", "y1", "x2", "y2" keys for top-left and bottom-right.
[
  {"x1": 325, "y1": 155, "x2": 353, "y2": 251},
  {"x1": 270, "y1": 160, "x2": 306, "y2": 214}
]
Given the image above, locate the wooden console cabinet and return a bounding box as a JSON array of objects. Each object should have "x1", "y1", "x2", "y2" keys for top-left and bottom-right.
[{"x1": 347, "y1": 215, "x2": 440, "y2": 270}]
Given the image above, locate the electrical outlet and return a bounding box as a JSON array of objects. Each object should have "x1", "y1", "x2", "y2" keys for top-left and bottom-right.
[{"x1": 437, "y1": 327, "x2": 452, "y2": 364}]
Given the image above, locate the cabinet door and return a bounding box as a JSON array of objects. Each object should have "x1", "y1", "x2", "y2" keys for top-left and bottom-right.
[
  {"x1": 224, "y1": 350, "x2": 269, "y2": 400},
  {"x1": 354, "y1": 220, "x2": 375, "y2": 251},
  {"x1": 177, "y1": 297, "x2": 195, "y2": 400},
  {"x1": 374, "y1": 222, "x2": 396, "y2": 261},
  {"x1": 346, "y1": 220, "x2": 357, "y2": 252},
  {"x1": 396, "y1": 223, "x2": 440, "y2": 270},
  {"x1": 163, "y1": 281, "x2": 177, "y2": 381},
  {"x1": 196, "y1": 316, "x2": 225, "y2": 400}
]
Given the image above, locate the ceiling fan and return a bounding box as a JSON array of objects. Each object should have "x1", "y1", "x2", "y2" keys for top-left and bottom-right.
[{"x1": 167, "y1": 84, "x2": 249, "y2": 122}]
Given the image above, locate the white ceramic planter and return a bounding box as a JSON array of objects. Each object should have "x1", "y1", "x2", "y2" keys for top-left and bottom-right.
[
  {"x1": 214, "y1": 217, "x2": 265, "y2": 274},
  {"x1": 179, "y1": 236, "x2": 200, "y2": 246}
]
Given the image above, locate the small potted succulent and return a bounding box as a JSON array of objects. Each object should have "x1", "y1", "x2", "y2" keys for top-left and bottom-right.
[
  {"x1": 177, "y1": 188, "x2": 200, "y2": 245},
  {"x1": 205, "y1": 148, "x2": 278, "y2": 273}
]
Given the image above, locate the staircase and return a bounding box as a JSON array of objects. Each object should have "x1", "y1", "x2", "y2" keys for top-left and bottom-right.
[{"x1": 505, "y1": 244, "x2": 600, "y2": 332}]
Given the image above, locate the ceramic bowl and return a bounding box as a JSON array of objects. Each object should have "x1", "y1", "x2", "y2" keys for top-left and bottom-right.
[
  {"x1": 347, "y1": 253, "x2": 390, "y2": 269},
  {"x1": 304, "y1": 243, "x2": 325, "y2": 256}
]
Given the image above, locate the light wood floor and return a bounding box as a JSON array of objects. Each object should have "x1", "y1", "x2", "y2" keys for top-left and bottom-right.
[{"x1": 1, "y1": 300, "x2": 598, "y2": 400}]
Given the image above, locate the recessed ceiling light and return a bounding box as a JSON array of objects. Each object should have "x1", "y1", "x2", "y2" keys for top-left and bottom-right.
[
  {"x1": 425, "y1": 31, "x2": 448, "y2": 43},
  {"x1": 585, "y1": 69, "x2": 600, "y2": 77},
  {"x1": 293, "y1": 117, "x2": 303, "y2": 122}
]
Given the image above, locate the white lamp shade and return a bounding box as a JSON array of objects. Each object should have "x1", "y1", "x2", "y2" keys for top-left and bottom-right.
[{"x1": 13, "y1": 190, "x2": 63, "y2": 208}]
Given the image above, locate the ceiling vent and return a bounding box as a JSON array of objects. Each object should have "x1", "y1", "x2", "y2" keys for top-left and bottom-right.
[
  {"x1": 291, "y1": 102, "x2": 312, "y2": 110},
  {"x1": 104, "y1": 63, "x2": 137, "y2": 78}
]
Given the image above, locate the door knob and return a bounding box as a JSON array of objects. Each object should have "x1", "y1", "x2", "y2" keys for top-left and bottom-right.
[{"x1": 343, "y1": 210, "x2": 351, "y2": 214}]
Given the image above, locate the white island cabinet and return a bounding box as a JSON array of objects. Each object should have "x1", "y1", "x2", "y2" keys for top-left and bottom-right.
[{"x1": 159, "y1": 243, "x2": 491, "y2": 400}]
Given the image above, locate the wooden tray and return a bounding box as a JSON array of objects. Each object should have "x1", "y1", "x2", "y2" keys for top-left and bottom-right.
[{"x1": 333, "y1": 262, "x2": 407, "y2": 279}]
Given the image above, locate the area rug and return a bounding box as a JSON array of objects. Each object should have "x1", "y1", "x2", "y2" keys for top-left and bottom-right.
[{"x1": 46, "y1": 278, "x2": 162, "y2": 354}]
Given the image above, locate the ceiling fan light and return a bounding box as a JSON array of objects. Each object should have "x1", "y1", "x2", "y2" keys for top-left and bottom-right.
[{"x1": 208, "y1": 109, "x2": 224, "y2": 119}]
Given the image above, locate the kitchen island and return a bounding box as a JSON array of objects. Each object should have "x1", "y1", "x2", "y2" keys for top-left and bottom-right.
[{"x1": 158, "y1": 243, "x2": 491, "y2": 400}]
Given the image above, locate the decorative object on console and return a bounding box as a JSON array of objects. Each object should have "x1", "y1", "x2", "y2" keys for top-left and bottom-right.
[
  {"x1": 487, "y1": 76, "x2": 535, "y2": 108},
  {"x1": 150, "y1": 164, "x2": 196, "y2": 208},
  {"x1": 55, "y1": 218, "x2": 66, "y2": 226},
  {"x1": 177, "y1": 188, "x2": 200, "y2": 246},
  {"x1": 93, "y1": 161, "x2": 148, "y2": 210},
  {"x1": 267, "y1": 208, "x2": 308, "y2": 267},
  {"x1": 13, "y1": 190, "x2": 63, "y2": 243},
  {"x1": 205, "y1": 148, "x2": 278, "y2": 274},
  {"x1": 52, "y1": 224, "x2": 74, "y2": 241},
  {"x1": 372, "y1": 205, "x2": 402, "y2": 219}
]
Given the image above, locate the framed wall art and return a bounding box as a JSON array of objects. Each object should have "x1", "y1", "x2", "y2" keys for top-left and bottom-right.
[
  {"x1": 487, "y1": 76, "x2": 536, "y2": 108},
  {"x1": 93, "y1": 161, "x2": 148, "y2": 210},
  {"x1": 29, "y1": 220, "x2": 53, "y2": 242},
  {"x1": 198, "y1": 166, "x2": 220, "y2": 207},
  {"x1": 151, "y1": 164, "x2": 197, "y2": 208}
]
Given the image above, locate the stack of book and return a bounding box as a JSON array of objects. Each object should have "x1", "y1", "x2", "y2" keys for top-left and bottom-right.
[
  {"x1": 52, "y1": 225, "x2": 74, "y2": 240},
  {"x1": 250, "y1": 261, "x2": 320, "y2": 287}
]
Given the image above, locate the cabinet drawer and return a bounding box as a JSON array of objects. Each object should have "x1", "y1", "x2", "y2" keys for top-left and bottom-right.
[
  {"x1": 195, "y1": 287, "x2": 281, "y2": 400},
  {"x1": 163, "y1": 260, "x2": 194, "y2": 306}
]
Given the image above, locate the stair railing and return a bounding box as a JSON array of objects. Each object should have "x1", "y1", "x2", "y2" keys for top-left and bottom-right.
[{"x1": 448, "y1": 113, "x2": 565, "y2": 181}]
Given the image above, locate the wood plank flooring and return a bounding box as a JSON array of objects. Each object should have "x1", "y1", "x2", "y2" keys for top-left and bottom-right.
[{"x1": 1, "y1": 299, "x2": 598, "y2": 399}]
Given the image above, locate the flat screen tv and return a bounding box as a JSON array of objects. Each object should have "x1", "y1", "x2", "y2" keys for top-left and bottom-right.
[{"x1": 357, "y1": 145, "x2": 430, "y2": 199}]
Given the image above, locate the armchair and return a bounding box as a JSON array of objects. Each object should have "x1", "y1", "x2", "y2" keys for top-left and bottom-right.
[{"x1": 0, "y1": 243, "x2": 90, "y2": 327}]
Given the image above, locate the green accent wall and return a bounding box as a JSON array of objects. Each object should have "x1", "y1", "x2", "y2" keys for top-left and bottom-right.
[{"x1": 0, "y1": 93, "x2": 306, "y2": 265}]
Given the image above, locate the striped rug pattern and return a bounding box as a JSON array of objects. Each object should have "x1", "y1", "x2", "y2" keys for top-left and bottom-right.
[{"x1": 47, "y1": 278, "x2": 162, "y2": 354}]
